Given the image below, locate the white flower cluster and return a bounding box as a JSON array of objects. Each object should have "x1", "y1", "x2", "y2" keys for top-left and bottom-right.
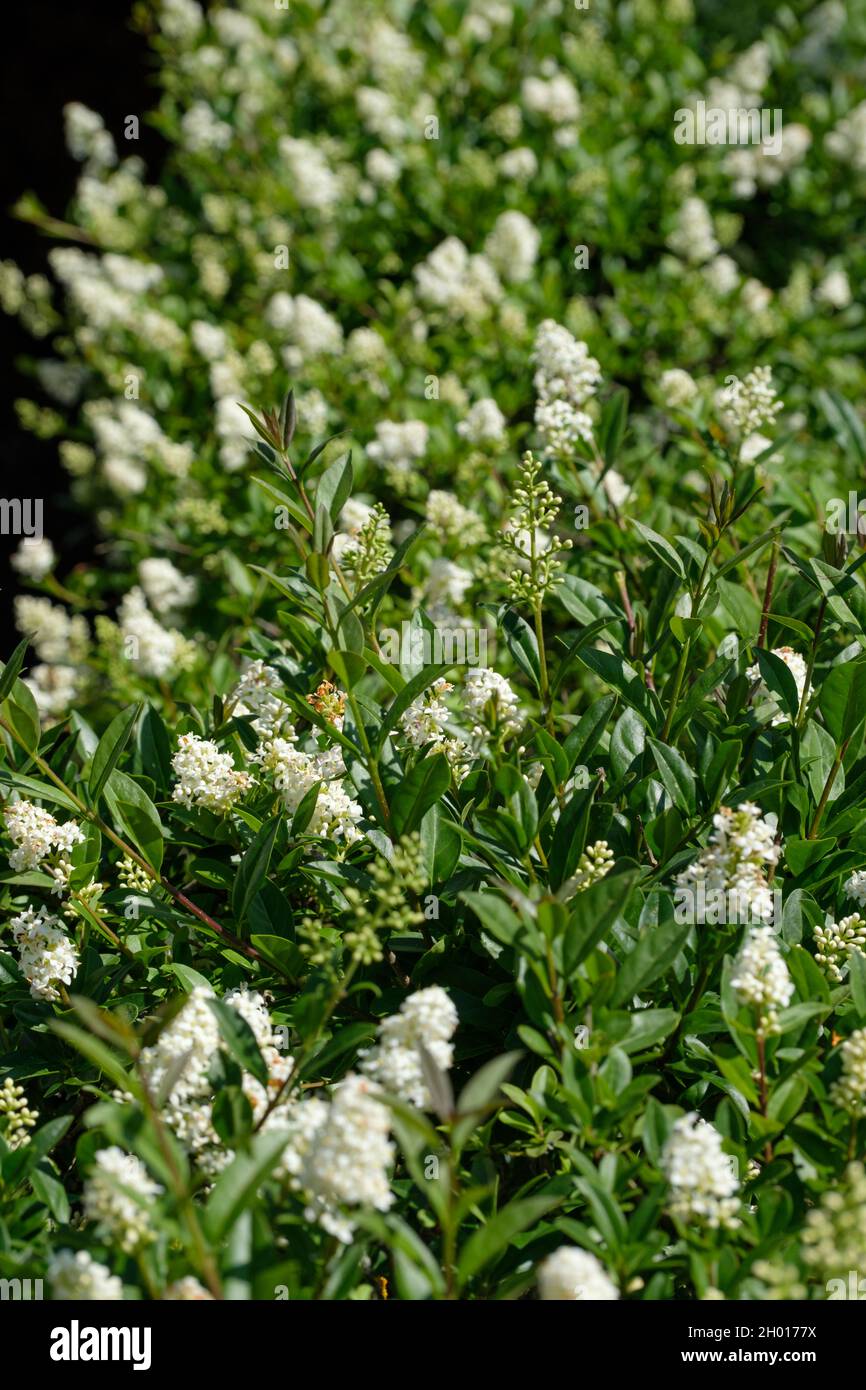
[
  {"x1": 844, "y1": 870, "x2": 866, "y2": 908},
  {"x1": 826, "y1": 100, "x2": 866, "y2": 173},
  {"x1": 420, "y1": 558, "x2": 474, "y2": 620},
  {"x1": 746, "y1": 646, "x2": 810, "y2": 725},
  {"x1": 11, "y1": 906, "x2": 79, "y2": 1001},
  {"x1": 268, "y1": 292, "x2": 344, "y2": 365},
  {"x1": 522, "y1": 68, "x2": 580, "y2": 145},
  {"x1": 171, "y1": 732, "x2": 252, "y2": 815},
  {"x1": 831, "y1": 1028, "x2": 866, "y2": 1118},
  {"x1": 64, "y1": 102, "x2": 116, "y2": 171},
  {"x1": 718, "y1": 366, "x2": 783, "y2": 435},
  {"x1": 11, "y1": 536, "x2": 56, "y2": 582},
  {"x1": 531, "y1": 319, "x2": 601, "y2": 458},
  {"x1": 399, "y1": 679, "x2": 469, "y2": 776},
  {"x1": 361, "y1": 986, "x2": 459, "y2": 1108},
  {"x1": 138, "y1": 557, "x2": 197, "y2": 618},
  {"x1": 366, "y1": 419, "x2": 428, "y2": 477},
  {"x1": 0, "y1": 1077, "x2": 38, "y2": 1149},
  {"x1": 14, "y1": 596, "x2": 87, "y2": 664},
  {"x1": 279, "y1": 136, "x2": 341, "y2": 214},
  {"x1": 138, "y1": 985, "x2": 292, "y2": 1173},
  {"x1": 119, "y1": 588, "x2": 193, "y2": 680},
  {"x1": 483, "y1": 210, "x2": 540, "y2": 284},
  {"x1": 413, "y1": 236, "x2": 502, "y2": 321},
  {"x1": 164, "y1": 1276, "x2": 213, "y2": 1300},
  {"x1": 731, "y1": 925, "x2": 794, "y2": 1034},
  {"x1": 424, "y1": 490, "x2": 485, "y2": 544},
  {"x1": 82, "y1": 398, "x2": 191, "y2": 494},
  {"x1": 537, "y1": 1245, "x2": 619, "y2": 1300},
  {"x1": 801, "y1": 1161, "x2": 866, "y2": 1277},
  {"x1": 257, "y1": 735, "x2": 363, "y2": 845},
  {"x1": 464, "y1": 668, "x2": 522, "y2": 739},
  {"x1": 229, "y1": 659, "x2": 287, "y2": 737},
  {"x1": 660, "y1": 368, "x2": 699, "y2": 408},
  {"x1": 4, "y1": 799, "x2": 85, "y2": 893},
  {"x1": 292, "y1": 1074, "x2": 395, "y2": 1243},
  {"x1": 814, "y1": 914, "x2": 866, "y2": 983},
  {"x1": 48, "y1": 1249, "x2": 124, "y2": 1301},
  {"x1": 661, "y1": 1113, "x2": 740, "y2": 1230},
  {"x1": 675, "y1": 802, "x2": 780, "y2": 925},
  {"x1": 725, "y1": 124, "x2": 812, "y2": 200},
  {"x1": 331, "y1": 498, "x2": 393, "y2": 572},
  {"x1": 667, "y1": 197, "x2": 719, "y2": 265},
  {"x1": 457, "y1": 397, "x2": 507, "y2": 446},
  {"x1": 83, "y1": 1147, "x2": 163, "y2": 1254}
]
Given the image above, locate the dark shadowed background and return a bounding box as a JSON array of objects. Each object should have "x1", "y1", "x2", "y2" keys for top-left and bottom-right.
[{"x1": 0, "y1": 1, "x2": 162, "y2": 649}]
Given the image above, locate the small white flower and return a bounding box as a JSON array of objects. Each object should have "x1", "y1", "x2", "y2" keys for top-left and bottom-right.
[
  {"x1": 171, "y1": 733, "x2": 252, "y2": 814},
  {"x1": 662, "y1": 1113, "x2": 740, "y2": 1230},
  {"x1": 537, "y1": 1246, "x2": 619, "y2": 1300}
]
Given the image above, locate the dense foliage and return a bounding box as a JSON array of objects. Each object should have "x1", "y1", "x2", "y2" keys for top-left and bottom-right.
[{"x1": 2, "y1": 0, "x2": 866, "y2": 1301}]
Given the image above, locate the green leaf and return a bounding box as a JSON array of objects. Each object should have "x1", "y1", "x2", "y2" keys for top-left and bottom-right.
[
  {"x1": 419, "y1": 803, "x2": 461, "y2": 884},
  {"x1": 820, "y1": 658, "x2": 866, "y2": 745},
  {"x1": 498, "y1": 606, "x2": 541, "y2": 690},
  {"x1": 89, "y1": 703, "x2": 141, "y2": 803},
  {"x1": 392, "y1": 753, "x2": 451, "y2": 835},
  {"x1": 457, "y1": 1190, "x2": 563, "y2": 1287},
  {"x1": 204, "y1": 1128, "x2": 293, "y2": 1241},
  {"x1": 599, "y1": 387, "x2": 629, "y2": 467},
  {"x1": 206, "y1": 997, "x2": 270, "y2": 1090},
  {"x1": 564, "y1": 870, "x2": 639, "y2": 977},
  {"x1": 611, "y1": 902, "x2": 691, "y2": 1007},
  {"x1": 316, "y1": 450, "x2": 354, "y2": 523},
  {"x1": 232, "y1": 817, "x2": 280, "y2": 925},
  {"x1": 610, "y1": 708, "x2": 646, "y2": 783},
  {"x1": 104, "y1": 769, "x2": 164, "y2": 874},
  {"x1": 784, "y1": 838, "x2": 836, "y2": 875},
  {"x1": 753, "y1": 648, "x2": 799, "y2": 723},
  {"x1": 0, "y1": 639, "x2": 29, "y2": 704},
  {"x1": 452, "y1": 1051, "x2": 522, "y2": 1150},
  {"x1": 648, "y1": 738, "x2": 696, "y2": 814},
  {"x1": 629, "y1": 519, "x2": 684, "y2": 579},
  {"x1": 50, "y1": 1021, "x2": 141, "y2": 1098}
]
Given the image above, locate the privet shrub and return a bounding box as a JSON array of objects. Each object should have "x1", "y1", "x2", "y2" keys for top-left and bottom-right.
[{"x1": 2, "y1": 0, "x2": 866, "y2": 1301}]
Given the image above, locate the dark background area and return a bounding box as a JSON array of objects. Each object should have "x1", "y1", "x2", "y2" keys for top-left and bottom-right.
[{"x1": 0, "y1": 1, "x2": 161, "y2": 650}]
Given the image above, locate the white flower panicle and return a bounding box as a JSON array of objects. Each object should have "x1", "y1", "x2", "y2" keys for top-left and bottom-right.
[
  {"x1": 119, "y1": 587, "x2": 193, "y2": 679},
  {"x1": 138, "y1": 557, "x2": 197, "y2": 618},
  {"x1": 844, "y1": 870, "x2": 866, "y2": 908},
  {"x1": 229, "y1": 659, "x2": 287, "y2": 737},
  {"x1": 457, "y1": 397, "x2": 507, "y2": 446},
  {"x1": 660, "y1": 368, "x2": 699, "y2": 407},
  {"x1": 531, "y1": 319, "x2": 601, "y2": 458},
  {"x1": 11, "y1": 537, "x2": 56, "y2": 581},
  {"x1": 257, "y1": 736, "x2": 364, "y2": 845},
  {"x1": 831, "y1": 1028, "x2": 866, "y2": 1118},
  {"x1": 171, "y1": 732, "x2": 252, "y2": 814},
  {"x1": 464, "y1": 668, "x2": 523, "y2": 738},
  {"x1": 11, "y1": 906, "x2": 80, "y2": 1001},
  {"x1": 361, "y1": 986, "x2": 459, "y2": 1108},
  {"x1": 718, "y1": 366, "x2": 783, "y2": 435},
  {"x1": 4, "y1": 799, "x2": 85, "y2": 892},
  {"x1": 483, "y1": 210, "x2": 541, "y2": 284},
  {"x1": 675, "y1": 802, "x2": 779, "y2": 925},
  {"x1": 662, "y1": 1113, "x2": 740, "y2": 1229},
  {"x1": 537, "y1": 1245, "x2": 619, "y2": 1301},
  {"x1": 299, "y1": 1074, "x2": 394, "y2": 1241},
  {"x1": 731, "y1": 926, "x2": 794, "y2": 1034},
  {"x1": 83, "y1": 1148, "x2": 163, "y2": 1254},
  {"x1": 48, "y1": 1249, "x2": 124, "y2": 1301},
  {"x1": 667, "y1": 197, "x2": 719, "y2": 264}
]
